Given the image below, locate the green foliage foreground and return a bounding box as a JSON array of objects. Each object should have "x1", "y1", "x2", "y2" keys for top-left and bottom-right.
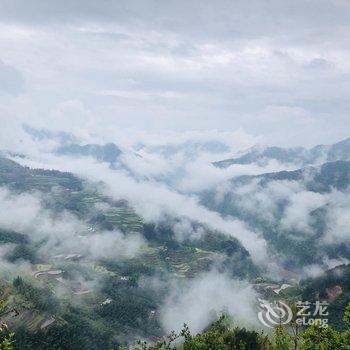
[
  {"x1": 4, "y1": 303, "x2": 350, "y2": 350},
  {"x1": 0, "y1": 301, "x2": 14, "y2": 350},
  {"x1": 131, "y1": 316, "x2": 270, "y2": 350},
  {"x1": 127, "y1": 304, "x2": 350, "y2": 350},
  {"x1": 4, "y1": 305, "x2": 350, "y2": 350}
]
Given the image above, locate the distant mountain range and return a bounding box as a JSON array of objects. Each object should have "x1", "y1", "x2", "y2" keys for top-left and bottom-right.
[
  {"x1": 2, "y1": 133, "x2": 350, "y2": 346},
  {"x1": 23, "y1": 125, "x2": 123, "y2": 165},
  {"x1": 56, "y1": 143, "x2": 122, "y2": 164},
  {"x1": 202, "y1": 156, "x2": 350, "y2": 270},
  {"x1": 14, "y1": 126, "x2": 350, "y2": 271},
  {"x1": 0, "y1": 154, "x2": 259, "y2": 348},
  {"x1": 213, "y1": 138, "x2": 350, "y2": 168},
  {"x1": 232, "y1": 160, "x2": 350, "y2": 192}
]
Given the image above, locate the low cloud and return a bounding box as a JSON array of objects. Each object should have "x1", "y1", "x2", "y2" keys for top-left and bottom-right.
[
  {"x1": 280, "y1": 190, "x2": 327, "y2": 233},
  {"x1": 160, "y1": 270, "x2": 259, "y2": 334},
  {"x1": 0, "y1": 186, "x2": 145, "y2": 262},
  {"x1": 14, "y1": 154, "x2": 269, "y2": 266},
  {"x1": 323, "y1": 191, "x2": 350, "y2": 245},
  {"x1": 0, "y1": 244, "x2": 32, "y2": 278}
]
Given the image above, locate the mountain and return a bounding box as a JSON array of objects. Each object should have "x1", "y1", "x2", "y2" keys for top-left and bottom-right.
[
  {"x1": 0, "y1": 157, "x2": 257, "y2": 349},
  {"x1": 0, "y1": 157, "x2": 253, "y2": 271},
  {"x1": 213, "y1": 146, "x2": 309, "y2": 167},
  {"x1": 201, "y1": 160, "x2": 350, "y2": 269},
  {"x1": 3, "y1": 136, "x2": 350, "y2": 348},
  {"x1": 213, "y1": 138, "x2": 350, "y2": 168},
  {"x1": 235, "y1": 160, "x2": 350, "y2": 192},
  {"x1": 138, "y1": 140, "x2": 230, "y2": 159},
  {"x1": 56, "y1": 142, "x2": 122, "y2": 164},
  {"x1": 0, "y1": 157, "x2": 82, "y2": 192},
  {"x1": 23, "y1": 124, "x2": 77, "y2": 144},
  {"x1": 23, "y1": 125, "x2": 123, "y2": 165},
  {"x1": 300, "y1": 263, "x2": 350, "y2": 330}
]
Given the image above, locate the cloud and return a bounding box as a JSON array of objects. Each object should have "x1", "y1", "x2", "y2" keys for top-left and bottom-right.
[
  {"x1": 215, "y1": 176, "x2": 330, "y2": 237},
  {"x1": 0, "y1": 187, "x2": 43, "y2": 232},
  {"x1": 175, "y1": 158, "x2": 297, "y2": 193},
  {"x1": 159, "y1": 270, "x2": 259, "y2": 333},
  {"x1": 9, "y1": 129, "x2": 350, "y2": 273},
  {"x1": 12, "y1": 154, "x2": 269, "y2": 265},
  {"x1": 0, "y1": 187, "x2": 145, "y2": 261},
  {"x1": 258, "y1": 106, "x2": 316, "y2": 125},
  {"x1": 280, "y1": 190, "x2": 327, "y2": 233},
  {"x1": 207, "y1": 167, "x2": 350, "y2": 272},
  {"x1": 305, "y1": 58, "x2": 335, "y2": 71},
  {"x1": 58, "y1": 231, "x2": 145, "y2": 261},
  {"x1": 0, "y1": 2, "x2": 350, "y2": 336},
  {"x1": 0, "y1": 1, "x2": 349, "y2": 146},
  {"x1": 1, "y1": 1, "x2": 349, "y2": 46},
  {"x1": 302, "y1": 256, "x2": 350, "y2": 279},
  {"x1": 322, "y1": 191, "x2": 350, "y2": 245},
  {"x1": 172, "y1": 218, "x2": 206, "y2": 242},
  {"x1": 0, "y1": 60, "x2": 24, "y2": 95},
  {"x1": 0, "y1": 244, "x2": 32, "y2": 278},
  {"x1": 0, "y1": 0, "x2": 349, "y2": 289}
]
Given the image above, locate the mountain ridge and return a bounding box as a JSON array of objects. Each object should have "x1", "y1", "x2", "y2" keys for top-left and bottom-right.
[{"x1": 213, "y1": 137, "x2": 350, "y2": 168}]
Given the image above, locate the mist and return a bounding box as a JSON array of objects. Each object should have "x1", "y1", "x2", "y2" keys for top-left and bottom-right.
[{"x1": 159, "y1": 270, "x2": 259, "y2": 334}]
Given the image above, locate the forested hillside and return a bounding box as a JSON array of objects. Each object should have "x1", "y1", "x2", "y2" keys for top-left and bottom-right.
[{"x1": 0, "y1": 157, "x2": 257, "y2": 349}]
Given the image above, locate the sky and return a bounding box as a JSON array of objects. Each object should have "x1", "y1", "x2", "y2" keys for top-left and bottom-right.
[{"x1": 1, "y1": 0, "x2": 350, "y2": 147}]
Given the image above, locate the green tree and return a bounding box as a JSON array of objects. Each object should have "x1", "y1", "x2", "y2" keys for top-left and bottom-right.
[
  {"x1": 0, "y1": 301, "x2": 14, "y2": 350},
  {"x1": 0, "y1": 324, "x2": 14, "y2": 350},
  {"x1": 273, "y1": 325, "x2": 292, "y2": 350},
  {"x1": 301, "y1": 323, "x2": 341, "y2": 350},
  {"x1": 341, "y1": 302, "x2": 350, "y2": 348},
  {"x1": 133, "y1": 315, "x2": 271, "y2": 350},
  {"x1": 289, "y1": 303, "x2": 302, "y2": 350},
  {"x1": 344, "y1": 303, "x2": 350, "y2": 329}
]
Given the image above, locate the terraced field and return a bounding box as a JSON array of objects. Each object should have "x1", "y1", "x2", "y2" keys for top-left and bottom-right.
[
  {"x1": 102, "y1": 207, "x2": 144, "y2": 233},
  {"x1": 0, "y1": 157, "x2": 257, "y2": 348}
]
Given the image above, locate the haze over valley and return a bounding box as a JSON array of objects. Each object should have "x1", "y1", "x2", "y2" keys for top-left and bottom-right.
[{"x1": 1, "y1": 1, "x2": 350, "y2": 349}]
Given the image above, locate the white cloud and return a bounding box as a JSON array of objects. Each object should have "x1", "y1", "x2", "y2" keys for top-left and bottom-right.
[
  {"x1": 323, "y1": 191, "x2": 350, "y2": 245},
  {"x1": 0, "y1": 59, "x2": 24, "y2": 94},
  {"x1": 280, "y1": 191, "x2": 327, "y2": 233},
  {"x1": 0, "y1": 187, "x2": 145, "y2": 261},
  {"x1": 13, "y1": 154, "x2": 269, "y2": 265},
  {"x1": 160, "y1": 270, "x2": 259, "y2": 333},
  {"x1": 0, "y1": 1, "x2": 349, "y2": 146}
]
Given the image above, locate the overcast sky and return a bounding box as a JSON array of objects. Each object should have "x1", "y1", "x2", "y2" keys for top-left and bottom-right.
[{"x1": 1, "y1": 0, "x2": 350, "y2": 148}]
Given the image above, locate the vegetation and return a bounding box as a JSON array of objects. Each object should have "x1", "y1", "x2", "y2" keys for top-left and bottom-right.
[
  {"x1": 131, "y1": 316, "x2": 271, "y2": 350},
  {"x1": 1, "y1": 157, "x2": 350, "y2": 349},
  {"x1": 0, "y1": 299, "x2": 14, "y2": 350},
  {"x1": 132, "y1": 305, "x2": 350, "y2": 350}
]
